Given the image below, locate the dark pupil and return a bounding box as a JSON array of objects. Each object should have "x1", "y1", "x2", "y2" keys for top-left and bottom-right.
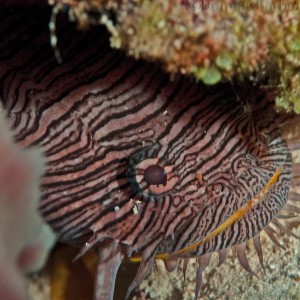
[{"x1": 143, "y1": 164, "x2": 167, "y2": 185}]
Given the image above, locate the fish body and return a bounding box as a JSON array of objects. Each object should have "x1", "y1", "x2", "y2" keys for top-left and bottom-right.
[{"x1": 0, "y1": 6, "x2": 293, "y2": 300}]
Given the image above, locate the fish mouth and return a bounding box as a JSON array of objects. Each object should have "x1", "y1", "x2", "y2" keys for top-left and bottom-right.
[{"x1": 129, "y1": 163, "x2": 285, "y2": 262}]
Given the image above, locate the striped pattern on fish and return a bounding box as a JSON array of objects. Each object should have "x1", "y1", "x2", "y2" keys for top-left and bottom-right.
[{"x1": 0, "y1": 6, "x2": 293, "y2": 300}]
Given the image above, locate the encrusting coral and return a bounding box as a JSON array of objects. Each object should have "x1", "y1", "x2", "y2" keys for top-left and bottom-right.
[{"x1": 49, "y1": 0, "x2": 300, "y2": 113}]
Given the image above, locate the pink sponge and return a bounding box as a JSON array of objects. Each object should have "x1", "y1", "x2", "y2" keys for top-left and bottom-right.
[{"x1": 0, "y1": 109, "x2": 56, "y2": 300}]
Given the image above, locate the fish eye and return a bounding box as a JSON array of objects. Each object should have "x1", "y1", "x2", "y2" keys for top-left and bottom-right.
[
  {"x1": 127, "y1": 146, "x2": 178, "y2": 198},
  {"x1": 143, "y1": 164, "x2": 167, "y2": 186}
]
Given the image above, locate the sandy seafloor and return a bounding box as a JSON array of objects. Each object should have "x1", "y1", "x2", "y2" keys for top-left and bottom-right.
[{"x1": 27, "y1": 152, "x2": 300, "y2": 300}]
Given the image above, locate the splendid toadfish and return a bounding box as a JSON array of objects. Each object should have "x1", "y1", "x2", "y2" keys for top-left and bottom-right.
[{"x1": 0, "y1": 3, "x2": 299, "y2": 300}]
